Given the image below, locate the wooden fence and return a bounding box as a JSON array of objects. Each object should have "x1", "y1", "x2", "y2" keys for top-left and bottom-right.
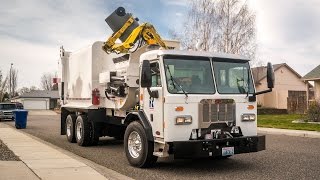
[{"x1": 287, "y1": 91, "x2": 307, "y2": 114}]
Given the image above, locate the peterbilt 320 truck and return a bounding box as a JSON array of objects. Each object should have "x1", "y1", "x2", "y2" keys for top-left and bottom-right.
[{"x1": 59, "y1": 7, "x2": 275, "y2": 167}]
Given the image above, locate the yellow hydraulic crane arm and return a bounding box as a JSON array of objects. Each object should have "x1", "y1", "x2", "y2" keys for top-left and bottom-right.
[{"x1": 102, "y1": 17, "x2": 167, "y2": 54}]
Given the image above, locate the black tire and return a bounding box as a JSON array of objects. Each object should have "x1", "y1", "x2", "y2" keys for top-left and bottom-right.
[
  {"x1": 65, "y1": 114, "x2": 76, "y2": 143},
  {"x1": 91, "y1": 136, "x2": 99, "y2": 146},
  {"x1": 75, "y1": 115, "x2": 92, "y2": 146},
  {"x1": 90, "y1": 122, "x2": 100, "y2": 146},
  {"x1": 124, "y1": 121, "x2": 157, "y2": 168}
]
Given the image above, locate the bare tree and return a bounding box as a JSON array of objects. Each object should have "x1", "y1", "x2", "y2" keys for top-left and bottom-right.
[
  {"x1": 8, "y1": 68, "x2": 18, "y2": 97},
  {"x1": 19, "y1": 87, "x2": 30, "y2": 95},
  {"x1": 19, "y1": 87, "x2": 31, "y2": 95},
  {"x1": 0, "y1": 70, "x2": 8, "y2": 102},
  {"x1": 30, "y1": 86, "x2": 38, "y2": 91},
  {"x1": 171, "y1": 0, "x2": 256, "y2": 59},
  {"x1": 18, "y1": 86, "x2": 39, "y2": 95},
  {"x1": 40, "y1": 73, "x2": 54, "y2": 91}
]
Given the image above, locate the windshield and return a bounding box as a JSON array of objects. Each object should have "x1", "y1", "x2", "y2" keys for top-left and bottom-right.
[
  {"x1": 213, "y1": 60, "x2": 254, "y2": 94},
  {"x1": 164, "y1": 56, "x2": 215, "y2": 94},
  {"x1": 0, "y1": 104, "x2": 16, "y2": 110}
]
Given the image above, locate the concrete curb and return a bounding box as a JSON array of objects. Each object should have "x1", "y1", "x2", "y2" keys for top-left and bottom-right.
[
  {"x1": 258, "y1": 127, "x2": 320, "y2": 138},
  {"x1": 0, "y1": 123, "x2": 133, "y2": 180}
]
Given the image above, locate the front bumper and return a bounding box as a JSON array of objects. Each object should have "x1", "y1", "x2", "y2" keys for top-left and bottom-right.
[
  {"x1": 172, "y1": 135, "x2": 265, "y2": 159},
  {"x1": 0, "y1": 115, "x2": 14, "y2": 119}
]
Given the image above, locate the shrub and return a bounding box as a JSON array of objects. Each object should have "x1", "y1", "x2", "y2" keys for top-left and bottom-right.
[{"x1": 307, "y1": 101, "x2": 320, "y2": 122}]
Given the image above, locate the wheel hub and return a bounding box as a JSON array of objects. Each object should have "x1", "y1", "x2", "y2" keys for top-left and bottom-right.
[
  {"x1": 76, "y1": 121, "x2": 82, "y2": 140},
  {"x1": 66, "y1": 119, "x2": 72, "y2": 137},
  {"x1": 128, "y1": 131, "x2": 142, "y2": 158}
]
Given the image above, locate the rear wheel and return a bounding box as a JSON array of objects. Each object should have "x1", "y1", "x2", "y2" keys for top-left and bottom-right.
[
  {"x1": 90, "y1": 122, "x2": 100, "y2": 146},
  {"x1": 75, "y1": 115, "x2": 92, "y2": 146},
  {"x1": 66, "y1": 114, "x2": 76, "y2": 143},
  {"x1": 124, "y1": 121, "x2": 157, "y2": 168}
]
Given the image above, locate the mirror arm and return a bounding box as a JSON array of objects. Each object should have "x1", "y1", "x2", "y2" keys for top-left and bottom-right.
[
  {"x1": 253, "y1": 88, "x2": 272, "y2": 96},
  {"x1": 147, "y1": 87, "x2": 159, "y2": 98}
]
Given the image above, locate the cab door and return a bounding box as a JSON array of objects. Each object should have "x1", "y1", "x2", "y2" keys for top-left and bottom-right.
[{"x1": 142, "y1": 61, "x2": 164, "y2": 138}]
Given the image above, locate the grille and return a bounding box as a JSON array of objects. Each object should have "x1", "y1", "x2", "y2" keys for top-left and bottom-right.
[
  {"x1": 4, "y1": 112, "x2": 13, "y2": 115},
  {"x1": 199, "y1": 99, "x2": 235, "y2": 128}
]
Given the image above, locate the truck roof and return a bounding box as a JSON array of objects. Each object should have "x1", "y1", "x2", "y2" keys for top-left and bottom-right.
[{"x1": 140, "y1": 49, "x2": 250, "y2": 62}]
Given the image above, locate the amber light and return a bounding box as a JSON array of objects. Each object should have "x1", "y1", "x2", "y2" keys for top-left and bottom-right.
[
  {"x1": 175, "y1": 106, "x2": 184, "y2": 111},
  {"x1": 140, "y1": 94, "x2": 143, "y2": 101},
  {"x1": 247, "y1": 105, "x2": 255, "y2": 110}
]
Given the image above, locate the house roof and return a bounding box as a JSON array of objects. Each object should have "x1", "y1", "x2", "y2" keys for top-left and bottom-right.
[
  {"x1": 15, "y1": 90, "x2": 59, "y2": 99},
  {"x1": 251, "y1": 63, "x2": 303, "y2": 84},
  {"x1": 302, "y1": 65, "x2": 320, "y2": 80}
]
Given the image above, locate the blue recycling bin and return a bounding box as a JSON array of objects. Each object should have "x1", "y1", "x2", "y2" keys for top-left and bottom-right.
[{"x1": 13, "y1": 109, "x2": 28, "y2": 129}]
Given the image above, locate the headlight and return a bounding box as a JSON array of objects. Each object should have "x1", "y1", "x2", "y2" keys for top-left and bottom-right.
[
  {"x1": 241, "y1": 114, "x2": 256, "y2": 121},
  {"x1": 175, "y1": 115, "x2": 192, "y2": 125},
  {"x1": 0, "y1": 111, "x2": 3, "y2": 115}
]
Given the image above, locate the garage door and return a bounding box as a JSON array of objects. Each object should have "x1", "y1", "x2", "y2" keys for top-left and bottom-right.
[{"x1": 23, "y1": 100, "x2": 47, "y2": 110}]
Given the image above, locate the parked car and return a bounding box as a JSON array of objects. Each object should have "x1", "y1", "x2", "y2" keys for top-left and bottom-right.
[{"x1": 0, "y1": 103, "x2": 16, "y2": 121}]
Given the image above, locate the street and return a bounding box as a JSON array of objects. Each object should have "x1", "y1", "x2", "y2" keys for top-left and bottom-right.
[{"x1": 4, "y1": 115, "x2": 320, "y2": 180}]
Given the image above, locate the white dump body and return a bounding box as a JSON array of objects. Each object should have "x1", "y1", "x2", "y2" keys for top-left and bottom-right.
[
  {"x1": 59, "y1": 41, "x2": 122, "y2": 109},
  {"x1": 58, "y1": 40, "x2": 180, "y2": 111}
]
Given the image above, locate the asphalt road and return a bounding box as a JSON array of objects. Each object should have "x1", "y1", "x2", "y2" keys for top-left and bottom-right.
[{"x1": 4, "y1": 115, "x2": 320, "y2": 180}]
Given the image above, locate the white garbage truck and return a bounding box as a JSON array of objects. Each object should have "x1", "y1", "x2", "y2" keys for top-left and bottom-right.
[{"x1": 59, "y1": 7, "x2": 275, "y2": 167}]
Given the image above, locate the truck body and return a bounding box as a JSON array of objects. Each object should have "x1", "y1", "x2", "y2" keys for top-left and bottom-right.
[{"x1": 58, "y1": 7, "x2": 274, "y2": 167}]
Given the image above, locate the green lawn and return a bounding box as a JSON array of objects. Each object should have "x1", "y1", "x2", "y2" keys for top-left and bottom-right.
[{"x1": 257, "y1": 114, "x2": 320, "y2": 132}]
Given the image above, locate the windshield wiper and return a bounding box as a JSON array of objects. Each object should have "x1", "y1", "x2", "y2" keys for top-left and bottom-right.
[{"x1": 165, "y1": 65, "x2": 188, "y2": 98}]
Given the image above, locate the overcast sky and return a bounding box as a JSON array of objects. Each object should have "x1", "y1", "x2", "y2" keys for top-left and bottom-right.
[{"x1": 0, "y1": 0, "x2": 319, "y2": 89}]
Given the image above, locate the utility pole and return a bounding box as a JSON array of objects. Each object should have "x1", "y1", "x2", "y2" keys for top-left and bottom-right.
[{"x1": 9, "y1": 63, "x2": 13, "y2": 101}]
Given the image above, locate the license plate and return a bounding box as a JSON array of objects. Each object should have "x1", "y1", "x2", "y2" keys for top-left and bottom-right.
[{"x1": 222, "y1": 147, "x2": 234, "y2": 156}]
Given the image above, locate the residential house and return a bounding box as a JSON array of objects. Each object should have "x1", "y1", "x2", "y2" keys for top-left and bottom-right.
[
  {"x1": 302, "y1": 65, "x2": 320, "y2": 102},
  {"x1": 12, "y1": 90, "x2": 59, "y2": 110},
  {"x1": 252, "y1": 63, "x2": 310, "y2": 112}
]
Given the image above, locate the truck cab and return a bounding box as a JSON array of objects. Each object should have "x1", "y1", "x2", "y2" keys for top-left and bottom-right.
[
  {"x1": 137, "y1": 49, "x2": 266, "y2": 159},
  {"x1": 0, "y1": 103, "x2": 16, "y2": 121}
]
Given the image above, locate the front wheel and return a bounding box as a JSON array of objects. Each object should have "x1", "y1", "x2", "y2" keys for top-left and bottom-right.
[{"x1": 124, "y1": 121, "x2": 157, "y2": 168}]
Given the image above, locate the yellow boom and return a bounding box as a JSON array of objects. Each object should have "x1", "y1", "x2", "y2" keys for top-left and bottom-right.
[{"x1": 103, "y1": 16, "x2": 167, "y2": 54}]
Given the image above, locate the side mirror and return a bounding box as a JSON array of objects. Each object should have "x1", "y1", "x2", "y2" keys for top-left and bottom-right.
[
  {"x1": 140, "y1": 60, "x2": 152, "y2": 88},
  {"x1": 267, "y1": 62, "x2": 275, "y2": 89},
  {"x1": 252, "y1": 62, "x2": 274, "y2": 98}
]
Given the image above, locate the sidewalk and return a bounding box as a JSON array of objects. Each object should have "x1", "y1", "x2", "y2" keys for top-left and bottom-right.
[
  {"x1": 0, "y1": 125, "x2": 107, "y2": 180},
  {"x1": 258, "y1": 127, "x2": 320, "y2": 138},
  {"x1": 0, "y1": 161, "x2": 40, "y2": 180}
]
